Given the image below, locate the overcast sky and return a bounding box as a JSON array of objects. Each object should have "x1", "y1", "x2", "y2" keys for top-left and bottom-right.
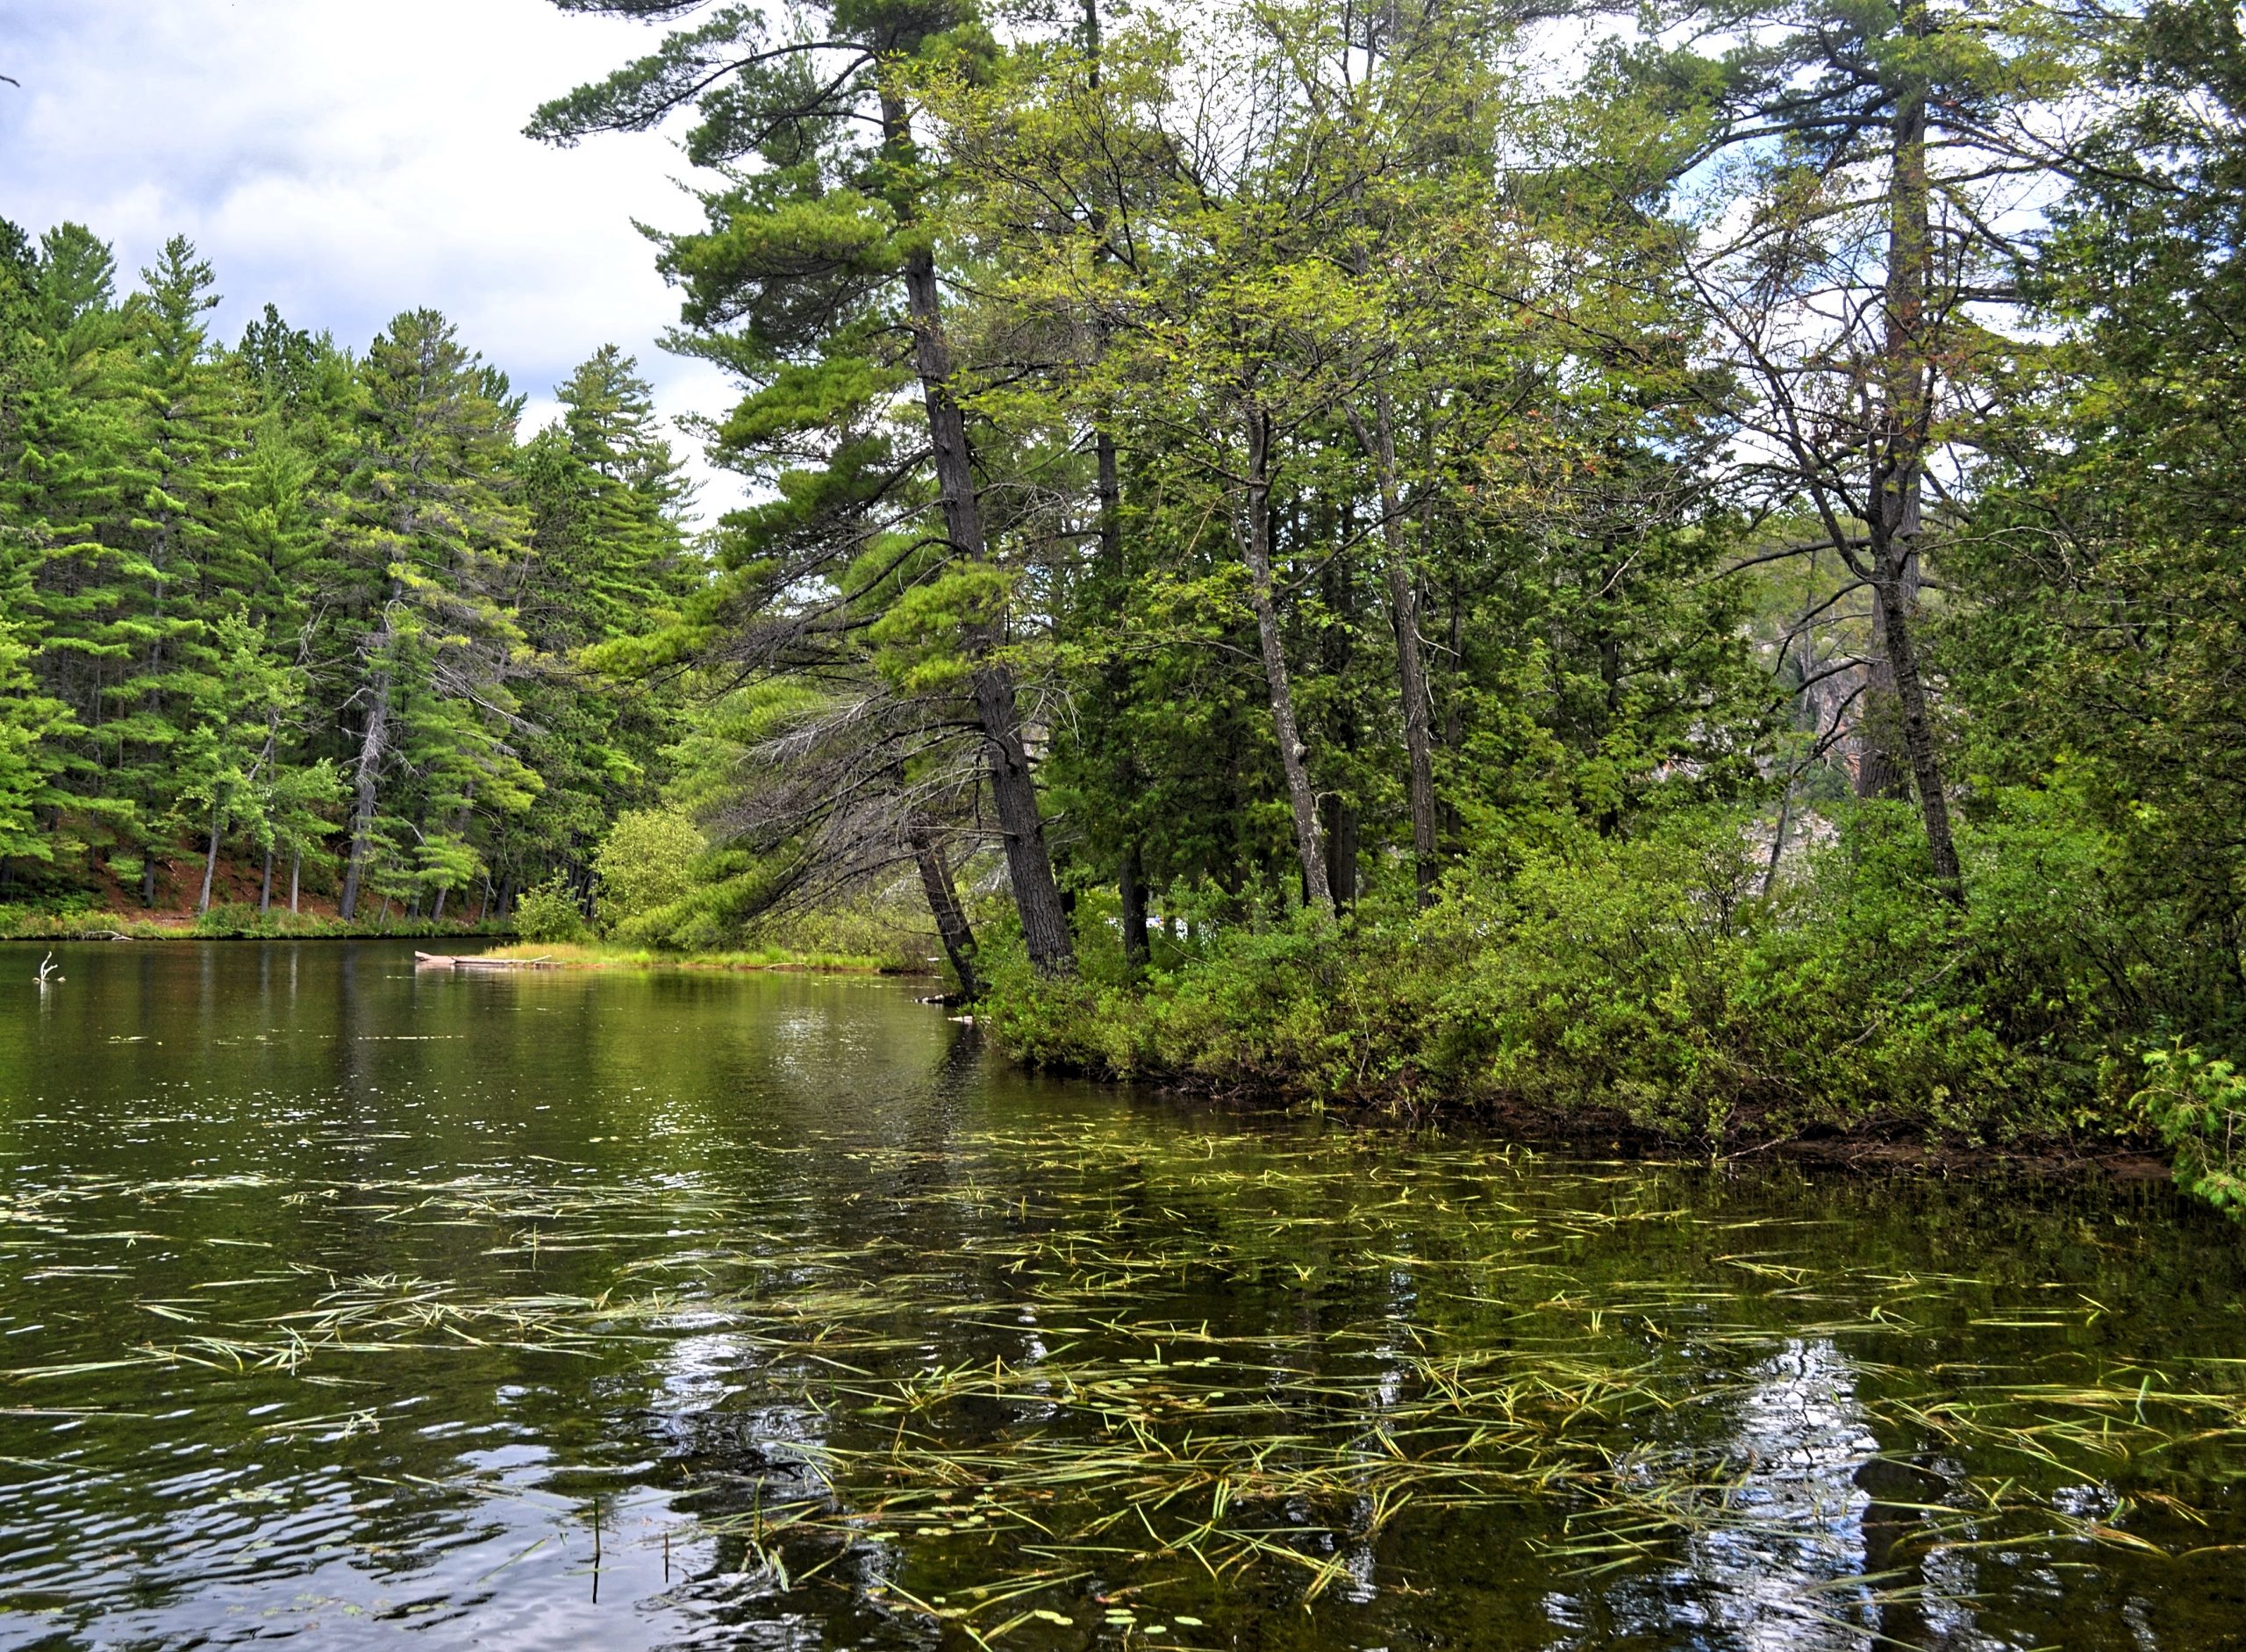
[{"x1": 0, "y1": 1, "x2": 747, "y2": 514}]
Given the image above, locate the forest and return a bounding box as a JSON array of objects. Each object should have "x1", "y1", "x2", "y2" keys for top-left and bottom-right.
[{"x1": 4, "y1": 0, "x2": 2245, "y2": 1183}]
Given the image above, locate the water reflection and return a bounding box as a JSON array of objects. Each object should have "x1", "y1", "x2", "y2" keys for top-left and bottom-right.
[{"x1": 0, "y1": 941, "x2": 2242, "y2": 1652}]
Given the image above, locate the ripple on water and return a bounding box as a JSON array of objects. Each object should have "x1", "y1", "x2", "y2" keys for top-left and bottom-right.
[{"x1": 1, "y1": 939, "x2": 2243, "y2": 1651}]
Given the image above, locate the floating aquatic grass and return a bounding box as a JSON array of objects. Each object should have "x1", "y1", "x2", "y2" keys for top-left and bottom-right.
[{"x1": 6, "y1": 1120, "x2": 2245, "y2": 1639}]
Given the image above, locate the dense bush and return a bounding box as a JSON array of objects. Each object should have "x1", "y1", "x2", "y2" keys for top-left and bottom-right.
[
  {"x1": 983, "y1": 794, "x2": 2186, "y2": 1148},
  {"x1": 592, "y1": 810, "x2": 705, "y2": 941},
  {"x1": 512, "y1": 876, "x2": 591, "y2": 944},
  {"x1": 2138, "y1": 1046, "x2": 2246, "y2": 1214}
]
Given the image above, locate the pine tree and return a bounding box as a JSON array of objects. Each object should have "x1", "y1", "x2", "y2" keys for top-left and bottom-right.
[
  {"x1": 333, "y1": 310, "x2": 535, "y2": 919},
  {"x1": 113, "y1": 238, "x2": 262, "y2": 904},
  {"x1": 534, "y1": 0, "x2": 1080, "y2": 973},
  {"x1": 6, "y1": 225, "x2": 161, "y2": 890},
  {"x1": 0, "y1": 225, "x2": 74, "y2": 876},
  {"x1": 500, "y1": 347, "x2": 695, "y2": 906}
]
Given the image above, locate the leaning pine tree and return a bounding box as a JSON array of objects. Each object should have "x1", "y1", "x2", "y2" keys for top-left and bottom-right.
[{"x1": 531, "y1": 0, "x2": 1077, "y2": 975}]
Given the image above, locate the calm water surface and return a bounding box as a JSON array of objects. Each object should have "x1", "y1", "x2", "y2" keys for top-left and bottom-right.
[{"x1": 1, "y1": 941, "x2": 2242, "y2": 1650}]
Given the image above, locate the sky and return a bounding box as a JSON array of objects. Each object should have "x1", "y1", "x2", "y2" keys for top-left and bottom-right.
[{"x1": 0, "y1": 0, "x2": 747, "y2": 515}]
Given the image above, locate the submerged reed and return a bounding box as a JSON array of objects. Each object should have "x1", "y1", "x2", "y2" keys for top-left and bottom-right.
[{"x1": 7, "y1": 1121, "x2": 2243, "y2": 1638}]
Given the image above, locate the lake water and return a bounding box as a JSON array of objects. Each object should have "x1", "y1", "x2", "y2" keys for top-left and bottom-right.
[{"x1": 1, "y1": 940, "x2": 2242, "y2": 1650}]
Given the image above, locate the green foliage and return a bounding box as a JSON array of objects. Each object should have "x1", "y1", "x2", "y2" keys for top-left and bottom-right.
[
  {"x1": 987, "y1": 793, "x2": 2183, "y2": 1145},
  {"x1": 0, "y1": 217, "x2": 695, "y2": 929},
  {"x1": 0, "y1": 619, "x2": 74, "y2": 862},
  {"x1": 512, "y1": 875, "x2": 592, "y2": 944},
  {"x1": 592, "y1": 808, "x2": 704, "y2": 940},
  {"x1": 2137, "y1": 1046, "x2": 2246, "y2": 1216},
  {"x1": 512, "y1": 0, "x2": 2246, "y2": 1180}
]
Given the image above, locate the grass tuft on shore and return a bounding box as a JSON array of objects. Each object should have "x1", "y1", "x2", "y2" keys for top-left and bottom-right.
[{"x1": 476, "y1": 939, "x2": 905, "y2": 973}]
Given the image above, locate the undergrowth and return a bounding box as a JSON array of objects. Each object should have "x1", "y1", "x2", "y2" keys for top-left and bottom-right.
[{"x1": 982, "y1": 794, "x2": 2239, "y2": 1169}]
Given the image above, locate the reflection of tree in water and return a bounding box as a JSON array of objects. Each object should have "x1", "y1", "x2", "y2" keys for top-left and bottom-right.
[{"x1": 1554, "y1": 1339, "x2": 1971, "y2": 1651}]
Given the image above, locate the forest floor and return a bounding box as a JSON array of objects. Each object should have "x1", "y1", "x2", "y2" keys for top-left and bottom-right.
[{"x1": 0, "y1": 843, "x2": 506, "y2": 940}]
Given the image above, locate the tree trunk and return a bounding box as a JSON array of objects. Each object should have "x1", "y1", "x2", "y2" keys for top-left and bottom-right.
[
  {"x1": 1870, "y1": 555, "x2": 1961, "y2": 893},
  {"x1": 197, "y1": 812, "x2": 222, "y2": 915},
  {"x1": 911, "y1": 830, "x2": 982, "y2": 1001},
  {"x1": 260, "y1": 845, "x2": 275, "y2": 914},
  {"x1": 289, "y1": 849, "x2": 300, "y2": 915},
  {"x1": 1349, "y1": 401, "x2": 1439, "y2": 904},
  {"x1": 431, "y1": 885, "x2": 447, "y2": 923},
  {"x1": 1079, "y1": 3, "x2": 1148, "y2": 975},
  {"x1": 1868, "y1": 29, "x2": 1963, "y2": 901},
  {"x1": 895, "y1": 219, "x2": 1077, "y2": 974},
  {"x1": 140, "y1": 854, "x2": 158, "y2": 909},
  {"x1": 1237, "y1": 409, "x2": 1331, "y2": 913},
  {"x1": 1323, "y1": 796, "x2": 1360, "y2": 910},
  {"x1": 1119, "y1": 842, "x2": 1149, "y2": 973},
  {"x1": 1098, "y1": 414, "x2": 1152, "y2": 967},
  {"x1": 1855, "y1": 626, "x2": 1907, "y2": 800},
  {"x1": 339, "y1": 658, "x2": 393, "y2": 921}
]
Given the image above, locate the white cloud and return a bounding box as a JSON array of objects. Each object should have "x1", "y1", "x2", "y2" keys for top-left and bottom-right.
[{"x1": 0, "y1": 0, "x2": 747, "y2": 516}]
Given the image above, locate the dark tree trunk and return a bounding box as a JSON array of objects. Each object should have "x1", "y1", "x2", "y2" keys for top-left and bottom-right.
[
  {"x1": 884, "y1": 98, "x2": 1074, "y2": 974},
  {"x1": 1119, "y1": 841, "x2": 1149, "y2": 973},
  {"x1": 259, "y1": 845, "x2": 275, "y2": 915},
  {"x1": 1098, "y1": 407, "x2": 1151, "y2": 962},
  {"x1": 1237, "y1": 408, "x2": 1331, "y2": 913},
  {"x1": 140, "y1": 854, "x2": 158, "y2": 909},
  {"x1": 1080, "y1": 4, "x2": 1148, "y2": 975},
  {"x1": 911, "y1": 830, "x2": 981, "y2": 1001},
  {"x1": 1870, "y1": 549, "x2": 1961, "y2": 891},
  {"x1": 1350, "y1": 400, "x2": 1439, "y2": 904},
  {"x1": 1323, "y1": 796, "x2": 1360, "y2": 910},
  {"x1": 1866, "y1": 44, "x2": 1963, "y2": 900}
]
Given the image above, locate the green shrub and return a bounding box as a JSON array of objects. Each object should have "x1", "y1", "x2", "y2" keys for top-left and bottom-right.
[
  {"x1": 193, "y1": 902, "x2": 276, "y2": 937},
  {"x1": 2137, "y1": 1045, "x2": 2246, "y2": 1216},
  {"x1": 592, "y1": 810, "x2": 705, "y2": 941},
  {"x1": 982, "y1": 793, "x2": 2175, "y2": 1145},
  {"x1": 513, "y1": 875, "x2": 591, "y2": 944}
]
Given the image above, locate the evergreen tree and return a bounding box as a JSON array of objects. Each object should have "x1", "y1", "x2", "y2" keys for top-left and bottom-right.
[
  {"x1": 0, "y1": 616, "x2": 74, "y2": 871},
  {"x1": 333, "y1": 309, "x2": 534, "y2": 919},
  {"x1": 6, "y1": 225, "x2": 163, "y2": 890},
  {"x1": 500, "y1": 347, "x2": 696, "y2": 911},
  {"x1": 534, "y1": 0, "x2": 1080, "y2": 973}
]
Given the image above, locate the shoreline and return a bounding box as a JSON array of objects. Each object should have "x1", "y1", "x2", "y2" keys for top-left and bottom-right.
[
  {"x1": 0, "y1": 921, "x2": 512, "y2": 943},
  {"x1": 468, "y1": 940, "x2": 912, "y2": 975},
  {"x1": 6, "y1": 930, "x2": 2170, "y2": 1179},
  {"x1": 1044, "y1": 1062, "x2": 2178, "y2": 1185},
  {"x1": 1, "y1": 930, "x2": 917, "y2": 976}
]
